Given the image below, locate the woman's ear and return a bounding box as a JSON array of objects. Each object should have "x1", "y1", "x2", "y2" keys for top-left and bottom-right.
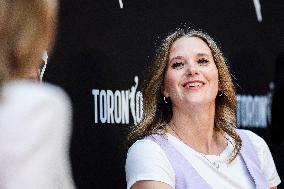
[
  {"x1": 161, "y1": 83, "x2": 168, "y2": 97},
  {"x1": 218, "y1": 79, "x2": 222, "y2": 91}
]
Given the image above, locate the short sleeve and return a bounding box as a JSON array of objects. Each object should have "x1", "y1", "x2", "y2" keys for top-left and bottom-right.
[
  {"x1": 125, "y1": 139, "x2": 175, "y2": 189},
  {"x1": 242, "y1": 130, "x2": 281, "y2": 187}
]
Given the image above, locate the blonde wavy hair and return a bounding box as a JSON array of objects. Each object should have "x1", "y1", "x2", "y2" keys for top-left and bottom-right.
[
  {"x1": 128, "y1": 28, "x2": 241, "y2": 162},
  {"x1": 0, "y1": 0, "x2": 57, "y2": 86}
]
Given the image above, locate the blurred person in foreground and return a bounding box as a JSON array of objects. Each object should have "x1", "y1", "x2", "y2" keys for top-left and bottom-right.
[
  {"x1": 125, "y1": 28, "x2": 281, "y2": 189},
  {"x1": 0, "y1": 0, "x2": 75, "y2": 188}
]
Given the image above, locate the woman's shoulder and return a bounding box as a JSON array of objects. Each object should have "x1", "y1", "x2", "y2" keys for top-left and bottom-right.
[
  {"x1": 126, "y1": 137, "x2": 175, "y2": 189},
  {"x1": 127, "y1": 137, "x2": 166, "y2": 159},
  {"x1": 0, "y1": 79, "x2": 72, "y2": 121},
  {"x1": 237, "y1": 129, "x2": 267, "y2": 148},
  {"x1": 237, "y1": 129, "x2": 281, "y2": 186},
  {"x1": 237, "y1": 129, "x2": 271, "y2": 165},
  {"x1": 2, "y1": 80, "x2": 70, "y2": 107}
]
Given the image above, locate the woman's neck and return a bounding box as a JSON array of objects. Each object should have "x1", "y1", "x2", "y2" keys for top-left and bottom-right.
[{"x1": 169, "y1": 102, "x2": 227, "y2": 155}]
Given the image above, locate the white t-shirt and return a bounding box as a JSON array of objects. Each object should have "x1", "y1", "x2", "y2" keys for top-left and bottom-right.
[
  {"x1": 125, "y1": 129, "x2": 281, "y2": 189},
  {"x1": 0, "y1": 81, "x2": 75, "y2": 189}
]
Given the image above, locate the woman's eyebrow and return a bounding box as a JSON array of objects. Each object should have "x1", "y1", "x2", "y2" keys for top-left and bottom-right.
[
  {"x1": 169, "y1": 56, "x2": 183, "y2": 61},
  {"x1": 196, "y1": 53, "x2": 211, "y2": 58}
]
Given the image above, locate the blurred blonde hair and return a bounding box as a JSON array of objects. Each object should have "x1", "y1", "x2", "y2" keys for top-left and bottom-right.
[
  {"x1": 128, "y1": 28, "x2": 241, "y2": 162},
  {"x1": 0, "y1": 0, "x2": 57, "y2": 85}
]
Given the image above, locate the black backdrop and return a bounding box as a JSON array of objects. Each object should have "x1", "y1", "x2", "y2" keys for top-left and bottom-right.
[{"x1": 45, "y1": 0, "x2": 284, "y2": 188}]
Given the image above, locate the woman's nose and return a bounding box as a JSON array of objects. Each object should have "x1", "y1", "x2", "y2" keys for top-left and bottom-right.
[{"x1": 185, "y1": 61, "x2": 199, "y2": 76}]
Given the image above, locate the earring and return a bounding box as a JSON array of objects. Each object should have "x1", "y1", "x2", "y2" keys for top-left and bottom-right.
[
  {"x1": 218, "y1": 90, "x2": 223, "y2": 97},
  {"x1": 163, "y1": 96, "x2": 169, "y2": 104}
]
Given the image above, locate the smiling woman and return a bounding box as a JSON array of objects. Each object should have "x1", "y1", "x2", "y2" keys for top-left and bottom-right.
[
  {"x1": 163, "y1": 36, "x2": 219, "y2": 107},
  {"x1": 125, "y1": 28, "x2": 281, "y2": 189}
]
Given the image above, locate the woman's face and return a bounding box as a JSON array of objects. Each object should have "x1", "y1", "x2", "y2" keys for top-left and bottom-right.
[{"x1": 162, "y1": 36, "x2": 219, "y2": 108}]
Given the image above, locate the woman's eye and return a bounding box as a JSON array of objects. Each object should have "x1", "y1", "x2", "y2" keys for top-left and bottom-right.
[
  {"x1": 171, "y1": 62, "x2": 184, "y2": 69},
  {"x1": 197, "y1": 58, "x2": 209, "y2": 64}
]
